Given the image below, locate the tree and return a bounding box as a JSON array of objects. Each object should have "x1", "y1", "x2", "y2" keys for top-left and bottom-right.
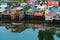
[{"x1": 38, "y1": 29, "x2": 55, "y2": 40}]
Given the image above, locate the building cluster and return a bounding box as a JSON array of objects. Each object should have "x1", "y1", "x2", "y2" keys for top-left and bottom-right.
[{"x1": 0, "y1": 0, "x2": 60, "y2": 21}]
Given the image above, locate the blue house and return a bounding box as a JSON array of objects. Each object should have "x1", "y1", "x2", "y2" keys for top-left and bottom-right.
[{"x1": 0, "y1": 2, "x2": 8, "y2": 12}]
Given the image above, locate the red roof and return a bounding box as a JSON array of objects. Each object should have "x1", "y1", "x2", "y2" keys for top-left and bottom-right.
[{"x1": 46, "y1": 12, "x2": 54, "y2": 16}]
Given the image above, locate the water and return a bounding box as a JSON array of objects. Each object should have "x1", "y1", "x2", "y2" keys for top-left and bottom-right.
[{"x1": 0, "y1": 20, "x2": 60, "y2": 40}]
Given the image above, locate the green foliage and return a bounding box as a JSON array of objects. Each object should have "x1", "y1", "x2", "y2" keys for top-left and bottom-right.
[
  {"x1": 38, "y1": 29, "x2": 55, "y2": 40},
  {"x1": 0, "y1": 0, "x2": 28, "y2": 3},
  {"x1": 24, "y1": 0, "x2": 28, "y2": 2},
  {"x1": 10, "y1": 0, "x2": 17, "y2": 2},
  {"x1": 10, "y1": 0, "x2": 28, "y2": 3}
]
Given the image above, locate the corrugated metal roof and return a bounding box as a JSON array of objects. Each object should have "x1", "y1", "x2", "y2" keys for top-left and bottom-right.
[{"x1": 12, "y1": 6, "x2": 23, "y2": 10}]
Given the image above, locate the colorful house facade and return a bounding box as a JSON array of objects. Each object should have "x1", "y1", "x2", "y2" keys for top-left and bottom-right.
[
  {"x1": 48, "y1": 1, "x2": 59, "y2": 7},
  {"x1": 28, "y1": 0, "x2": 35, "y2": 7}
]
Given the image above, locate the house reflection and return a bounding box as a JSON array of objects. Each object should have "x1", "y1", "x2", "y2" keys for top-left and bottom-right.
[
  {"x1": 25, "y1": 23, "x2": 43, "y2": 28},
  {"x1": 0, "y1": 20, "x2": 26, "y2": 33},
  {"x1": 10, "y1": 23, "x2": 25, "y2": 33},
  {"x1": 0, "y1": 20, "x2": 60, "y2": 33},
  {"x1": 10, "y1": 23, "x2": 43, "y2": 33}
]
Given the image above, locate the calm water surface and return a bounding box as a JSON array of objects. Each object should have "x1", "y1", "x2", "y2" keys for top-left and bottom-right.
[{"x1": 0, "y1": 20, "x2": 60, "y2": 40}]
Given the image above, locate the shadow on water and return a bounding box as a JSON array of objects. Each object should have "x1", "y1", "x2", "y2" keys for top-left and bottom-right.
[
  {"x1": 0, "y1": 19, "x2": 60, "y2": 32},
  {"x1": 0, "y1": 19, "x2": 60, "y2": 40}
]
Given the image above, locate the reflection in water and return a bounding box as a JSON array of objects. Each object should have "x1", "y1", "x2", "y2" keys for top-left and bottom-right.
[
  {"x1": 38, "y1": 29, "x2": 55, "y2": 40},
  {"x1": 11, "y1": 23, "x2": 25, "y2": 33},
  {"x1": 0, "y1": 20, "x2": 60, "y2": 40},
  {"x1": 56, "y1": 33, "x2": 60, "y2": 38},
  {"x1": 4, "y1": 23, "x2": 25, "y2": 33},
  {"x1": 38, "y1": 29, "x2": 60, "y2": 40}
]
